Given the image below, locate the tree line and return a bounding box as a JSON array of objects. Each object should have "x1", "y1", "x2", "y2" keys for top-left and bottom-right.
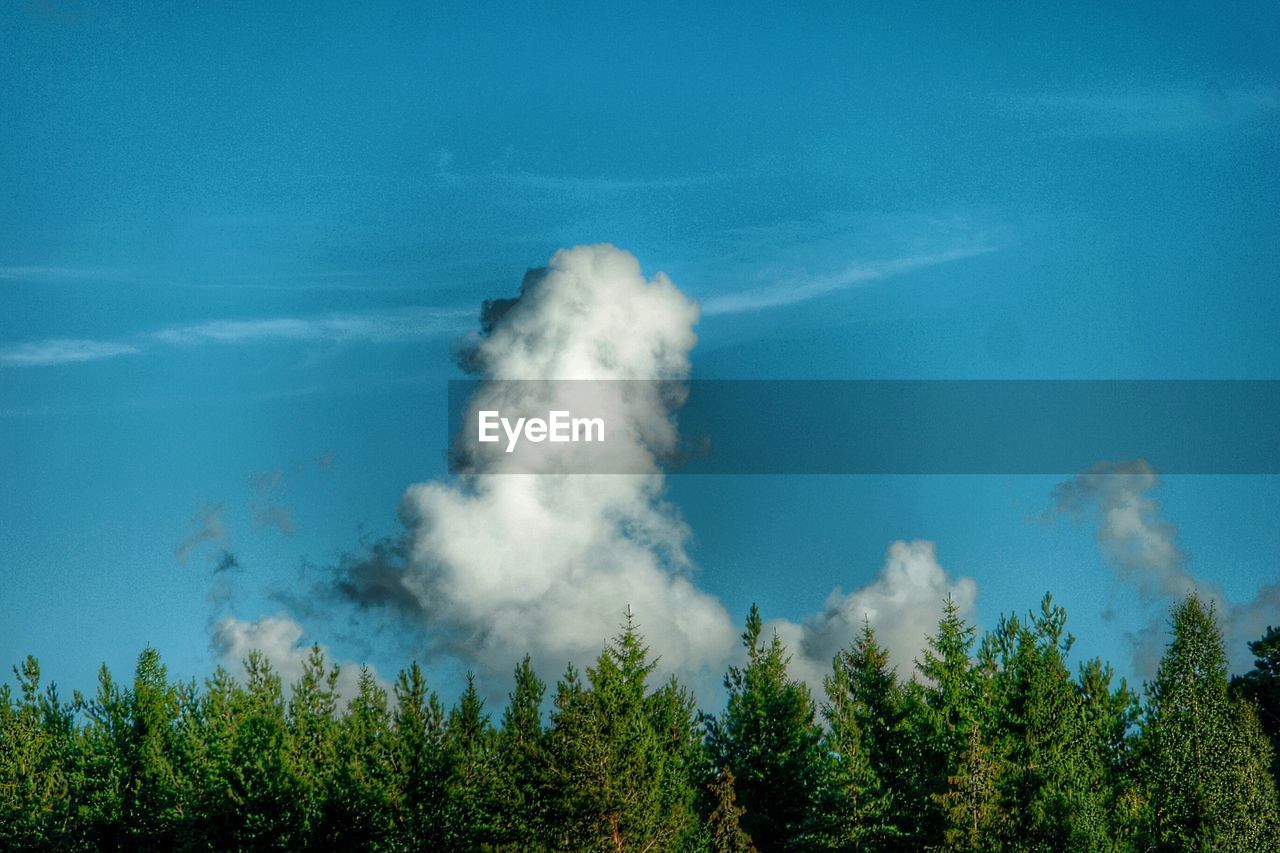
[{"x1": 2, "y1": 594, "x2": 1278, "y2": 851}]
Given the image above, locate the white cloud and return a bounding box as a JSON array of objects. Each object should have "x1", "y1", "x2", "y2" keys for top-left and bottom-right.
[
  {"x1": 348, "y1": 244, "x2": 738, "y2": 688},
  {"x1": 210, "y1": 612, "x2": 380, "y2": 706},
  {"x1": 0, "y1": 338, "x2": 139, "y2": 367},
  {"x1": 770, "y1": 540, "x2": 980, "y2": 689}
]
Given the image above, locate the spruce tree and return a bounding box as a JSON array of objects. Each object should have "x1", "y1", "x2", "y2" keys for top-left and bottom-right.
[
  {"x1": 707, "y1": 768, "x2": 756, "y2": 852},
  {"x1": 545, "y1": 608, "x2": 700, "y2": 850},
  {"x1": 288, "y1": 643, "x2": 341, "y2": 843},
  {"x1": 393, "y1": 661, "x2": 448, "y2": 848},
  {"x1": 909, "y1": 594, "x2": 993, "y2": 847},
  {"x1": 330, "y1": 667, "x2": 398, "y2": 846},
  {"x1": 444, "y1": 672, "x2": 499, "y2": 847},
  {"x1": 707, "y1": 604, "x2": 822, "y2": 851},
  {"x1": 813, "y1": 619, "x2": 904, "y2": 849},
  {"x1": 495, "y1": 654, "x2": 548, "y2": 845},
  {"x1": 1232, "y1": 625, "x2": 1280, "y2": 785},
  {"x1": 1142, "y1": 595, "x2": 1280, "y2": 850}
]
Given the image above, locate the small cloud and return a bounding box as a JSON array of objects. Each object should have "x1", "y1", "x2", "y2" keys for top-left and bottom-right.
[
  {"x1": 772, "y1": 540, "x2": 980, "y2": 689},
  {"x1": 1047, "y1": 459, "x2": 1279, "y2": 675},
  {"x1": 0, "y1": 338, "x2": 139, "y2": 368},
  {"x1": 149, "y1": 306, "x2": 470, "y2": 347},
  {"x1": 210, "y1": 612, "x2": 383, "y2": 705}
]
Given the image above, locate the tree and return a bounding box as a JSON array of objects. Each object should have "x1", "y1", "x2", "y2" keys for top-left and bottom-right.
[
  {"x1": 444, "y1": 672, "x2": 499, "y2": 847},
  {"x1": 545, "y1": 608, "x2": 701, "y2": 850},
  {"x1": 330, "y1": 667, "x2": 398, "y2": 846},
  {"x1": 494, "y1": 654, "x2": 548, "y2": 845},
  {"x1": 811, "y1": 619, "x2": 904, "y2": 849},
  {"x1": 908, "y1": 594, "x2": 995, "y2": 847},
  {"x1": 977, "y1": 595, "x2": 1128, "y2": 850},
  {"x1": 707, "y1": 604, "x2": 822, "y2": 851},
  {"x1": 288, "y1": 643, "x2": 341, "y2": 842},
  {"x1": 1232, "y1": 624, "x2": 1280, "y2": 785},
  {"x1": 1142, "y1": 595, "x2": 1280, "y2": 850},
  {"x1": 0, "y1": 657, "x2": 76, "y2": 846},
  {"x1": 392, "y1": 661, "x2": 449, "y2": 848}
]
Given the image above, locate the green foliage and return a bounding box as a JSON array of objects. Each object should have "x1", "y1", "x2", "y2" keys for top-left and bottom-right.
[
  {"x1": 1140, "y1": 596, "x2": 1280, "y2": 851},
  {"x1": 707, "y1": 604, "x2": 823, "y2": 851},
  {"x1": 810, "y1": 619, "x2": 906, "y2": 850},
  {"x1": 1232, "y1": 624, "x2": 1280, "y2": 783},
  {"x1": 2, "y1": 596, "x2": 1279, "y2": 850},
  {"x1": 545, "y1": 607, "x2": 703, "y2": 850}
]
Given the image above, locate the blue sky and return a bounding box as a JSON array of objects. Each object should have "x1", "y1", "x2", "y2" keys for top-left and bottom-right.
[{"x1": 2, "y1": 1, "x2": 1278, "y2": 703}]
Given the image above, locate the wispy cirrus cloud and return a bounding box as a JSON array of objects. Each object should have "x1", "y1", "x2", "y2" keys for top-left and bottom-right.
[
  {"x1": 1, "y1": 306, "x2": 470, "y2": 369},
  {"x1": 150, "y1": 306, "x2": 470, "y2": 346},
  {"x1": 0, "y1": 266, "x2": 132, "y2": 281},
  {"x1": 0, "y1": 338, "x2": 140, "y2": 367},
  {"x1": 700, "y1": 244, "x2": 998, "y2": 316},
  {"x1": 993, "y1": 81, "x2": 1279, "y2": 136},
  {"x1": 432, "y1": 149, "x2": 724, "y2": 194}
]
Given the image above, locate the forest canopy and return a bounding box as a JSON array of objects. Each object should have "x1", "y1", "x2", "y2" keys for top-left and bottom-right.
[{"x1": 2, "y1": 595, "x2": 1278, "y2": 851}]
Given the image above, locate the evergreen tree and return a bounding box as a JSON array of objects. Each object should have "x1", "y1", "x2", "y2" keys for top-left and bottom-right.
[
  {"x1": 1141, "y1": 595, "x2": 1280, "y2": 850},
  {"x1": 227, "y1": 651, "x2": 305, "y2": 847},
  {"x1": 288, "y1": 643, "x2": 341, "y2": 843},
  {"x1": 1232, "y1": 624, "x2": 1280, "y2": 784},
  {"x1": 812, "y1": 619, "x2": 903, "y2": 849},
  {"x1": 5, "y1": 592, "x2": 1280, "y2": 849},
  {"x1": 121, "y1": 647, "x2": 186, "y2": 846},
  {"x1": 330, "y1": 667, "x2": 398, "y2": 847},
  {"x1": 0, "y1": 657, "x2": 76, "y2": 846},
  {"x1": 545, "y1": 608, "x2": 700, "y2": 851},
  {"x1": 392, "y1": 661, "x2": 449, "y2": 848},
  {"x1": 444, "y1": 672, "x2": 500, "y2": 847},
  {"x1": 984, "y1": 596, "x2": 1115, "y2": 850},
  {"x1": 1078, "y1": 656, "x2": 1143, "y2": 846},
  {"x1": 495, "y1": 654, "x2": 549, "y2": 845},
  {"x1": 908, "y1": 594, "x2": 995, "y2": 847},
  {"x1": 707, "y1": 604, "x2": 822, "y2": 851}
]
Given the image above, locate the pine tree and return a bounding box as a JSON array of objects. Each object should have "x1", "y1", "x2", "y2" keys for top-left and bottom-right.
[
  {"x1": 393, "y1": 661, "x2": 448, "y2": 848},
  {"x1": 545, "y1": 608, "x2": 700, "y2": 851},
  {"x1": 122, "y1": 647, "x2": 186, "y2": 845},
  {"x1": 909, "y1": 594, "x2": 994, "y2": 847},
  {"x1": 444, "y1": 672, "x2": 499, "y2": 847},
  {"x1": 1078, "y1": 656, "x2": 1143, "y2": 846},
  {"x1": 1232, "y1": 624, "x2": 1280, "y2": 785},
  {"x1": 494, "y1": 654, "x2": 548, "y2": 845},
  {"x1": 1142, "y1": 595, "x2": 1280, "y2": 850},
  {"x1": 812, "y1": 619, "x2": 904, "y2": 849},
  {"x1": 707, "y1": 604, "x2": 822, "y2": 851},
  {"x1": 288, "y1": 643, "x2": 341, "y2": 843},
  {"x1": 0, "y1": 657, "x2": 76, "y2": 847},
  {"x1": 228, "y1": 651, "x2": 305, "y2": 847},
  {"x1": 984, "y1": 596, "x2": 1115, "y2": 849},
  {"x1": 330, "y1": 667, "x2": 398, "y2": 846}
]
